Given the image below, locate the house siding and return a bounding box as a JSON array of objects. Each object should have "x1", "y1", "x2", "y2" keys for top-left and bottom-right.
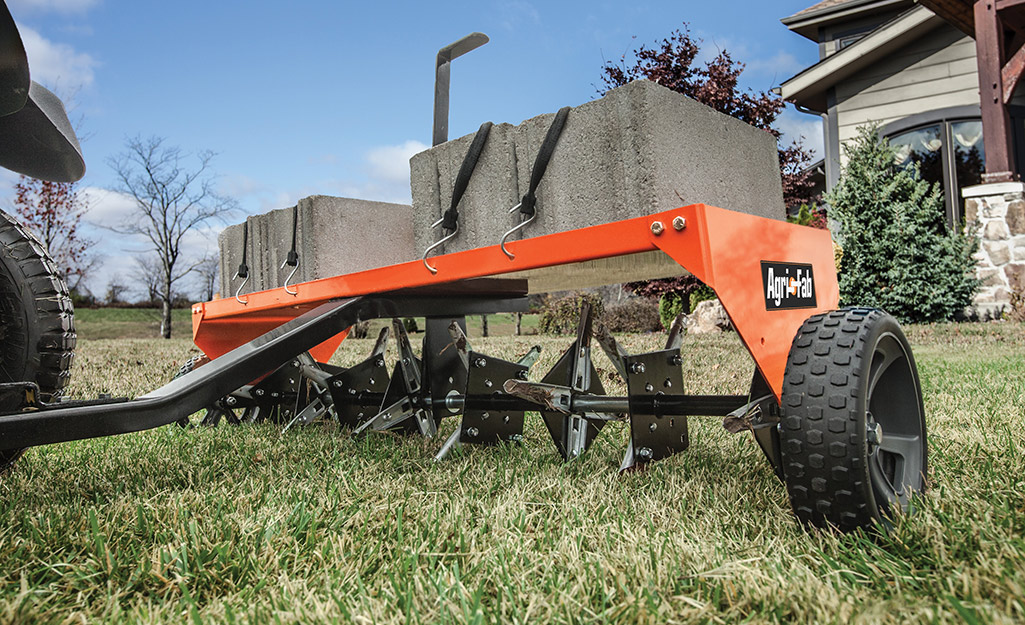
[{"x1": 835, "y1": 23, "x2": 978, "y2": 145}]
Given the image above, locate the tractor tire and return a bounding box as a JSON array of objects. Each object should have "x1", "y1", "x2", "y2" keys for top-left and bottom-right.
[
  {"x1": 0, "y1": 210, "x2": 76, "y2": 472},
  {"x1": 779, "y1": 308, "x2": 927, "y2": 532}
]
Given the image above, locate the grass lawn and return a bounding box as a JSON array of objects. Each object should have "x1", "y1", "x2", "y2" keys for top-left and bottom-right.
[{"x1": 0, "y1": 322, "x2": 1022, "y2": 623}]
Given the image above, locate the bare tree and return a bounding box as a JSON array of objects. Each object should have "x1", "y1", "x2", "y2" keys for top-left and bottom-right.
[
  {"x1": 194, "y1": 253, "x2": 219, "y2": 302},
  {"x1": 107, "y1": 136, "x2": 236, "y2": 338},
  {"x1": 131, "y1": 254, "x2": 162, "y2": 305},
  {"x1": 105, "y1": 278, "x2": 129, "y2": 306}
]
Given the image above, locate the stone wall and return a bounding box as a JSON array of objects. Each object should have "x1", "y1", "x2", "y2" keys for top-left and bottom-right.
[{"x1": 963, "y1": 182, "x2": 1025, "y2": 318}]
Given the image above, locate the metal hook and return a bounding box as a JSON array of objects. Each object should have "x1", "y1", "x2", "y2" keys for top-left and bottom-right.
[
  {"x1": 280, "y1": 258, "x2": 299, "y2": 296},
  {"x1": 233, "y1": 272, "x2": 249, "y2": 305},
  {"x1": 422, "y1": 217, "x2": 458, "y2": 274},
  {"x1": 500, "y1": 203, "x2": 535, "y2": 260}
]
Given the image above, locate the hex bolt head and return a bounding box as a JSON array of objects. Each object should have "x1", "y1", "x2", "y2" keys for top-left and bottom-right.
[
  {"x1": 671, "y1": 354, "x2": 683, "y2": 366},
  {"x1": 517, "y1": 370, "x2": 528, "y2": 380},
  {"x1": 866, "y1": 421, "x2": 882, "y2": 447},
  {"x1": 474, "y1": 357, "x2": 487, "y2": 368},
  {"x1": 672, "y1": 216, "x2": 687, "y2": 231},
  {"x1": 637, "y1": 447, "x2": 653, "y2": 459},
  {"x1": 481, "y1": 412, "x2": 490, "y2": 420},
  {"x1": 650, "y1": 221, "x2": 665, "y2": 235},
  {"x1": 292, "y1": 360, "x2": 301, "y2": 368},
  {"x1": 645, "y1": 383, "x2": 654, "y2": 392},
  {"x1": 225, "y1": 396, "x2": 237, "y2": 406},
  {"x1": 255, "y1": 389, "x2": 265, "y2": 397},
  {"x1": 484, "y1": 379, "x2": 493, "y2": 388},
  {"x1": 349, "y1": 388, "x2": 357, "y2": 395},
  {"x1": 467, "y1": 427, "x2": 479, "y2": 438},
  {"x1": 332, "y1": 380, "x2": 343, "y2": 388},
  {"x1": 375, "y1": 358, "x2": 385, "y2": 368},
  {"x1": 649, "y1": 423, "x2": 657, "y2": 432},
  {"x1": 630, "y1": 362, "x2": 646, "y2": 375}
]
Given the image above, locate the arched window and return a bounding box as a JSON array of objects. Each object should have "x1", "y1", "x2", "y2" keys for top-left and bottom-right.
[{"x1": 879, "y1": 105, "x2": 1024, "y2": 227}]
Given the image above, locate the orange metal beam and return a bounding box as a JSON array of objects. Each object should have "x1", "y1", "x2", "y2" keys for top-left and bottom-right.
[{"x1": 192, "y1": 204, "x2": 838, "y2": 400}]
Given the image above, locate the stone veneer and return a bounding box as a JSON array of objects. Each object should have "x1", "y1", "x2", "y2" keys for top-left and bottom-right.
[{"x1": 963, "y1": 182, "x2": 1025, "y2": 318}]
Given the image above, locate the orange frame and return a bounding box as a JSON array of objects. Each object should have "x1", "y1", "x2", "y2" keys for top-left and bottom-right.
[{"x1": 192, "y1": 204, "x2": 838, "y2": 400}]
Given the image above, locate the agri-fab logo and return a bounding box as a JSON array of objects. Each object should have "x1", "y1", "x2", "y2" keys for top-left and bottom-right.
[{"x1": 761, "y1": 261, "x2": 816, "y2": 310}]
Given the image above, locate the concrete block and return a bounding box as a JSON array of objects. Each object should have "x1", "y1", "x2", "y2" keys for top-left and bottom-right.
[
  {"x1": 218, "y1": 195, "x2": 414, "y2": 297},
  {"x1": 410, "y1": 79, "x2": 785, "y2": 283}
]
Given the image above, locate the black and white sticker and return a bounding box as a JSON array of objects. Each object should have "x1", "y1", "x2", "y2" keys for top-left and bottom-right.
[{"x1": 762, "y1": 261, "x2": 816, "y2": 310}]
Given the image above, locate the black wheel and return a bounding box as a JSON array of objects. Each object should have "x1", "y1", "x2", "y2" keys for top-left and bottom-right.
[
  {"x1": 0, "y1": 210, "x2": 76, "y2": 472},
  {"x1": 779, "y1": 308, "x2": 927, "y2": 531}
]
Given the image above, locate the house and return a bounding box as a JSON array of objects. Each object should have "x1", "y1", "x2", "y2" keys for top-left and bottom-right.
[{"x1": 780, "y1": 0, "x2": 1025, "y2": 316}]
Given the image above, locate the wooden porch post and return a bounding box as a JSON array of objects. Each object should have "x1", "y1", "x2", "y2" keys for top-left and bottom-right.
[{"x1": 975, "y1": 0, "x2": 1018, "y2": 182}]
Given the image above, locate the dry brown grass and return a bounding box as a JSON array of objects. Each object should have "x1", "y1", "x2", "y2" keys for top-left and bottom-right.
[{"x1": 0, "y1": 322, "x2": 1023, "y2": 624}]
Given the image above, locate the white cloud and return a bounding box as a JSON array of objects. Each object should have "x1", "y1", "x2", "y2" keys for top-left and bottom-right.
[
  {"x1": 746, "y1": 51, "x2": 802, "y2": 80},
  {"x1": 366, "y1": 140, "x2": 428, "y2": 184},
  {"x1": 18, "y1": 24, "x2": 97, "y2": 88},
  {"x1": 7, "y1": 0, "x2": 99, "y2": 15},
  {"x1": 499, "y1": 1, "x2": 540, "y2": 30},
  {"x1": 776, "y1": 108, "x2": 824, "y2": 161}
]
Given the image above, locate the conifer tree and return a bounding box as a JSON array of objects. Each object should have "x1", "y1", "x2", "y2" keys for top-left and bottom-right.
[{"x1": 826, "y1": 125, "x2": 979, "y2": 322}]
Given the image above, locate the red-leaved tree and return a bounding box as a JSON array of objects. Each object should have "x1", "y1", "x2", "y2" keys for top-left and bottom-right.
[
  {"x1": 600, "y1": 25, "x2": 819, "y2": 302},
  {"x1": 12, "y1": 175, "x2": 97, "y2": 293}
]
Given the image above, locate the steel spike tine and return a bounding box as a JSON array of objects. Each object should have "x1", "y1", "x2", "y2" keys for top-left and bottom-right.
[
  {"x1": 370, "y1": 326, "x2": 390, "y2": 358},
  {"x1": 433, "y1": 428, "x2": 462, "y2": 462},
  {"x1": 664, "y1": 311, "x2": 687, "y2": 350},
  {"x1": 594, "y1": 324, "x2": 630, "y2": 381},
  {"x1": 515, "y1": 345, "x2": 542, "y2": 368}
]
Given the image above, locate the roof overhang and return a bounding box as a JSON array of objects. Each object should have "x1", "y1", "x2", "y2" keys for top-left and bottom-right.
[
  {"x1": 782, "y1": 0, "x2": 912, "y2": 41},
  {"x1": 780, "y1": 5, "x2": 945, "y2": 112}
]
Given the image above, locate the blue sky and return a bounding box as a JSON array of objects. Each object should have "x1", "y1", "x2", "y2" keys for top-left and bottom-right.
[{"x1": 3, "y1": 0, "x2": 824, "y2": 297}]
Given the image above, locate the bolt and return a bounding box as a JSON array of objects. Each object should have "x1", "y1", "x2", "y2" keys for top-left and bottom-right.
[
  {"x1": 510, "y1": 434, "x2": 523, "y2": 443},
  {"x1": 292, "y1": 360, "x2": 301, "y2": 368},
  {"x1": 645, "y1": 383, "x2": 654, "y2": 392},
  {"x1": 485, "y1": 379, "x2": 493, "y2": 388},
  {"x1": 448, "y1": 376, "x2": 454, "y2": 384},
  {"x1": 255, "y1": 389, "x2": 265, "y2": 397},
  {"x1": 482, "y1": 412, "x2": 490, "y2": 420},
  {"x1": 225, "y1": 396, "x2": 237, "y2": 406},
  {"x1": 375, "y1": 358, "x2": 385, "y2": 368},
  {"x1": 630, "y1": 362, "x2": 646, "y2": 375},
  {"x1": 474, "y1": 357, "x2": 487, "y2": 368},
  {"x1": 467, "y1": 427, "x2": 479, "y2": 438},
  {"x1": 637, "y1": 447, "x2": 653, "y2": 459},
  {"x1": 369, "y1": 378, "x2": 375, "y2": 385},
  {"x1": 649, "y1": 423, "x2": 657, "y2": 432},
  {"x1": 504, "y1": 415, "x2": 511, "y2": 424},
  {"x1": 402, "y1": 358, "x2": 410, "y2": 366},
  {"x1": 650, "y1": 221, "x2": 665, "y2": 235},
  {"x1": 517, "y1": 370, "x2": 528, "y2": 380},
  {"x1": 866, "y1": 421, "x2": 882, "y2": 447},
  {"x1": 672, "y1": 216, "x2": 687, "y2": 231},
  {"x1": 349, "y1": 388, "x2": 357, "y2": 395},
  {"x1": 271, "y1": 392, "x2": 280, "y2": 398},
  {"x1": 671, "y1": 354, "x2": 683, "y2": 366},
  {"x1": 333, "y1": 380, "x2": 343, "y2": 388},
  {"x1": 664, "y1": 379, "x2": 672, "y2": 388},
  {"x1": 288, "y1": 378, "x2": 296, "y2": 385}
]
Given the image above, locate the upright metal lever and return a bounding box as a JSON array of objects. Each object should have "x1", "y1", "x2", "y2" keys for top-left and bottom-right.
[{"x1": 433, "y1": 32, "x2": 489, "y2": 147}]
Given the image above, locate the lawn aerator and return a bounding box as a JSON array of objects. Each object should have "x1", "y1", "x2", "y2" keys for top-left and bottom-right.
[{"x1": 0, "y1": 15, "x2": 927, "y2": 533}]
